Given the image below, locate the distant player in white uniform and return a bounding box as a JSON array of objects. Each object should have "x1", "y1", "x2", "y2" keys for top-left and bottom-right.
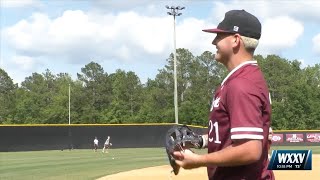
[
  {"x1": 93, "y1": 137, "x2": 99, "y2": 152},
  {"x1": 102, "y1": 136, "x2": 112, "y2": 153}
]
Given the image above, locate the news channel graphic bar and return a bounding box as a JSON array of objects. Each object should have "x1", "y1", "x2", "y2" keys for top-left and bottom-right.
[
  {"x1": 268, "y1": 150, "x2": 312, "y2": 170},
  {"x1": 271, "y1": 132, "x2": 320, "y2": 143}
]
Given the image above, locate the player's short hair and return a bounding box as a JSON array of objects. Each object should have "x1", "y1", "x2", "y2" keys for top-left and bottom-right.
[{"x1": 241, "y1": 35, "x2": 259, "y2": 54}]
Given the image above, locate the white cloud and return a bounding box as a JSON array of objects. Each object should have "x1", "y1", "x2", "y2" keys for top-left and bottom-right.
[
  {"x1": 1, "y1": 0, "x2": 43, "y2": 8},
  {"x1": 297, "y1": 59, "x2": 306, "y2": 68},
  {"x1": 3, "y1": 10, "x2": 214, "y2": 66},
  {"x1": 2, "y1": 5, "x2": 307, "y2": 73},
  {"x1": 312, "y1": 34, "x2": 320, "y2": 55},
  {"x1": 206, "y1": 12, "x2": 305, "y2": 55},
  {"x1": 91, "y1": 0, "x2": 190, "y2": 16},
  {"x1": 204, "y1": 1, "x2": 313, "y2": 56},
  {"x1": 0, "y1": 57, "x2": 3, "y2": 68},
  {"x1": 257, "y1": 16, "x2": 304, "y2": 55},
  {"x1": 210, "y1": 0, "x2": 320, "y2": 23},
  {"x1": 92, "y1": 0, "x2": 154, "y2": 10},
  {"x1": 2, "y1": 0, "x2": 318, "y2": 84},
  {"x1": 115, "y1": 45, "x2": 131, "y2": 61},
  {"x1": 177, "y1": 17, "x2": 215, "y2": 54},
  {"x1": 11, "y1": 55, "x2": 36, "y2": 71}
]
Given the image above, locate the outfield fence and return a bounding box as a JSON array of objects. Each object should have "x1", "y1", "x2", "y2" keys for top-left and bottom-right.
[
  {"x1": 0, "y1": 124, "x2": 318, "y2": 152},
  {"x1": 0, "y1": 123, "x2": 206, "y2": 152},
  {"x1": 270, "y1": 130, "x2": 320, "y2": 146}
]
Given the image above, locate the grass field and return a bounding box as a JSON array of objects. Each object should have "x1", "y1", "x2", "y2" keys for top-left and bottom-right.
[
  {"x1": 0, "y1": 148, "x2": 169, "y2": 180},
  {"x1": 271, "y1": 145, "x2": 320, "y2": 153},
  {"x1": 1, "y1": 146, "x2": 319, "y2": 180}
]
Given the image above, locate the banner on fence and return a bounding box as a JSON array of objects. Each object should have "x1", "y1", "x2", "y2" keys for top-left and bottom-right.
[
  {"x1": 272, "y1": 134, "x2": 284, "y2": 143},
  {"x1": 286, "y1": 134, "x2": 304, "y2": 143},
  {"x1": 306, "y1": 133, "x2": 320, "y2": 143}
]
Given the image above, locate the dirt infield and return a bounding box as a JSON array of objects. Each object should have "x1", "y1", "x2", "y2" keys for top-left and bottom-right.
[{"x1": 97, "y1": 155, "x2": 319, "y2": 180}]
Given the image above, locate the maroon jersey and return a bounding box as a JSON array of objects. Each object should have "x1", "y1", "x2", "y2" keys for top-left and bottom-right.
[{"x1": 207, "y1": 61, "x2": 274, "y2": 180}]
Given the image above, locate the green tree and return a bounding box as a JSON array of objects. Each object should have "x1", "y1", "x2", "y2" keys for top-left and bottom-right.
[
  {"x1": 16, "y1": 72, "x2": 47, "y2": 123},
  {"x1": 137, "y1": 78, "x2": 174, "y2": 123},
  {"x1": 258, "y1": 55, "x2": 320, "y2": 129},
  {"x1": 102, "y1": 70, "x2": 143, "y2": 123},
  {"x1": 77, "y1": 61, "x2": 111, "y2": 123},
  {"x1": 0, "y1": 68, "x2": 16, "y2": 123},
  {"x1": 43, "y1": 73, "x2": 73, "y2": 124},
  {"x1": 1, "y1": 50, "x2": 319, "y2": 129},
  {"x1": 180, "y1": 51, "x2": 227, "y2": 126}
]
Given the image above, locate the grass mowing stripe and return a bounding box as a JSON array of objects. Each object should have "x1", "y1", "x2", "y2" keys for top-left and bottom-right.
[
  {"x1": 271, "y1": 146, "x2": 320, "y2": 153},
  {"x1": 0, "y1": 148, "x2": 169, "y2": 180},
  {"x1": 0, "y1": 147, "x2": 318, "y2": 180}
]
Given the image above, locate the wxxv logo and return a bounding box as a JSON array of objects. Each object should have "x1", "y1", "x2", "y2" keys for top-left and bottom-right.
[{"x1": 268, "y1": 150, "x2": 312, "y2": 170}]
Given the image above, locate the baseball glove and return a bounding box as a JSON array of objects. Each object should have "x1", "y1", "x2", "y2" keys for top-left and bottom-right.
[{"x1": 165, "y1": 125, "x2": 203, "y2": 175}]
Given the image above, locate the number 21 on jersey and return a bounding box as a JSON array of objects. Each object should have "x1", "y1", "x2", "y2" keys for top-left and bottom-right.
[{"x1": 209, "y1": 120, "x2": 221, "y2": 144}]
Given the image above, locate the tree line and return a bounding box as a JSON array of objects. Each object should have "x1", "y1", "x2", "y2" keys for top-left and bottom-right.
[{"x1": 0, "y1": 48, "x2": 319, "y2": 129}]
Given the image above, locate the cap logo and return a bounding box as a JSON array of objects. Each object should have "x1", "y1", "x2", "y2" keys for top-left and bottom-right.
[{"x1": 233, "y1": 26, "x2": 239, "y2": 32}]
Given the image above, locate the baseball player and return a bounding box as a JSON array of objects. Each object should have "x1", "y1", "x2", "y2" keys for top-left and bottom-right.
[
  {"x1": 102, "y1": 136, "x2": 111, "y2": 153},
  {"x1": 173, "y1": 10, "x2": 275, "y2": 179},
  {"x1": 93, "y1": 137, "x2": 98, "y2": 152}
]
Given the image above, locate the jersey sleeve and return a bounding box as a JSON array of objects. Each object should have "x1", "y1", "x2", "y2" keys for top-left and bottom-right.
[{"x1": 226, "y1": 78, "x2": 264, "y2": 140}]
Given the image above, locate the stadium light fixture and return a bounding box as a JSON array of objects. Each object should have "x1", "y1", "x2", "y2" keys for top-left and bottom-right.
[{"x1": 165, "y1": 5, "x2": 185, "y2": 124}]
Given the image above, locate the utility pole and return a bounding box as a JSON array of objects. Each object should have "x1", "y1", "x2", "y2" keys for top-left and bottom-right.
[
  {"x1": 69, "y1": 83, "x2": 71, "y2": 125},
  {"x1": 166, "y1": 5, "x2": 185, "y2": 124}
]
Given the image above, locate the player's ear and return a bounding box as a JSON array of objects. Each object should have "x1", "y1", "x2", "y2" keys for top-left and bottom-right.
[{"x1": 232, "y1": 34, "x2": 241, "y2": 48}]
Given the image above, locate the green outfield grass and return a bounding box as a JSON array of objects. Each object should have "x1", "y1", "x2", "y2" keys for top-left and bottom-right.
[
  {"x1": 0, "y1": 148, "x2": 170, "y2": 180},
  {"x1": 0, "y1": 146, "x2": 319, "y2": 180},
  {"x1": 271, "y1": 145, "x2": 320, "y2": 153}
]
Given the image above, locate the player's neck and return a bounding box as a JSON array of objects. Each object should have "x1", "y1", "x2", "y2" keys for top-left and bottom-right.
[{"x1": 226, "y1": 52, "x2": 254, "y2": 71}]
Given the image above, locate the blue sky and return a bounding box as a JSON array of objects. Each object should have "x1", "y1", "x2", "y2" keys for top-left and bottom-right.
[{"x1": 1, "y1": 0, "x2": 319, "y2": 84}]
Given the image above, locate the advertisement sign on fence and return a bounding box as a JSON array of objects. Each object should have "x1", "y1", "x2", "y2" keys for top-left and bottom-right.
[
  {"x1": 271, "y1": 134, "x2": 284, "y2": 143},
  {"x1": 286, "y1": 134, "x2": 304, "y2": 142},
  {"x1": 306, "y1": 133, "x2": 320, "y2": 143}
]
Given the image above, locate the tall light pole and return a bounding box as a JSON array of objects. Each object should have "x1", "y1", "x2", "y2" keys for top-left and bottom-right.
[
  {"x1": 166, "y1": 5, "x2": 185, "y2": 124},
  {"x1": 68, "y1": 83, "x2": 71, "y2": 125}
]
